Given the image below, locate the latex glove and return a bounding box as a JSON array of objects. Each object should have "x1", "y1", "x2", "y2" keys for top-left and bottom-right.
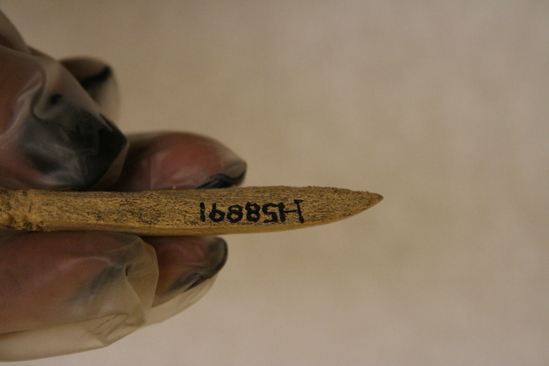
[{"x1": 0, "y1": 11, "x2": 246, "y2": 361}]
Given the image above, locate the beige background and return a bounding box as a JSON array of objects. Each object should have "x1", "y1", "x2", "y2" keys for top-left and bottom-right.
[{"x1": 1, "y1": 1, "x2": 548, "y2": 365}]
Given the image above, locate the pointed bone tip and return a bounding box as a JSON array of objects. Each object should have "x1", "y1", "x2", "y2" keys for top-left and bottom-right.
[
  {"x1": 352, "y1": 190, "x2": 383, "y2": 210},
  {"x1": 370, "y1": 192, "x2": 383, "y2": 205}
]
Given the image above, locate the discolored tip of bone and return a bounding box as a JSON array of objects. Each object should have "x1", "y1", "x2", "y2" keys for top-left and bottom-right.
[
  {"x1": 356, "y1": 190, "x2": 383, "y2": 211},
  {"x1": 306, "y1": 188, "x2": 383, "y2": 226}
]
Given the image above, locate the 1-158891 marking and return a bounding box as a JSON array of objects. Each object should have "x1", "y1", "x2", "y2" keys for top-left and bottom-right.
[{"x1": 200, "y1": 200, "x2": 305, "y2": 224}]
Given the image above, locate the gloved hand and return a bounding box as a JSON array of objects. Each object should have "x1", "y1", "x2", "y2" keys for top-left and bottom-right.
[{"x1": 0, "y1": 11, "x2": 246, "y2": 361}]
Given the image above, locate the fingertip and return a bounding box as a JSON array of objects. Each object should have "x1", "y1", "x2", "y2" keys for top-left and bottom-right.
[
  {"x1": 113, "y1": 132, "x2": 247, "y2": 191},
  {"x1": 141, "y1": 235, "x2": 228, "y2": 324},
  {"x1": 144, "y1": 235, "x2": 228, "y2": 305}
]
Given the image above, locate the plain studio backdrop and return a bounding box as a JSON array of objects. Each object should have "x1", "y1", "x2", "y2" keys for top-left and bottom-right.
[{"x1": 1, "y1": 1, "x2": 548, "y2": 365}]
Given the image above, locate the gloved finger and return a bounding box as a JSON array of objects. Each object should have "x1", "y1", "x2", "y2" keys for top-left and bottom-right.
[
  {"x1": 0, "y1": 231, "x2": 159, "y2": 361},
  {"x1": 0, "y1": 12, "x2": 127, "y2": 190},
  {"x1": 144, "y1": 236, "x2": 228, "y2": 324},
  {"x1": 60, "y1": 57, "x2": 120, "y2": 122},
  {"x1": 112, "y1": 131, "x2": 246, "y2": 191}
]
